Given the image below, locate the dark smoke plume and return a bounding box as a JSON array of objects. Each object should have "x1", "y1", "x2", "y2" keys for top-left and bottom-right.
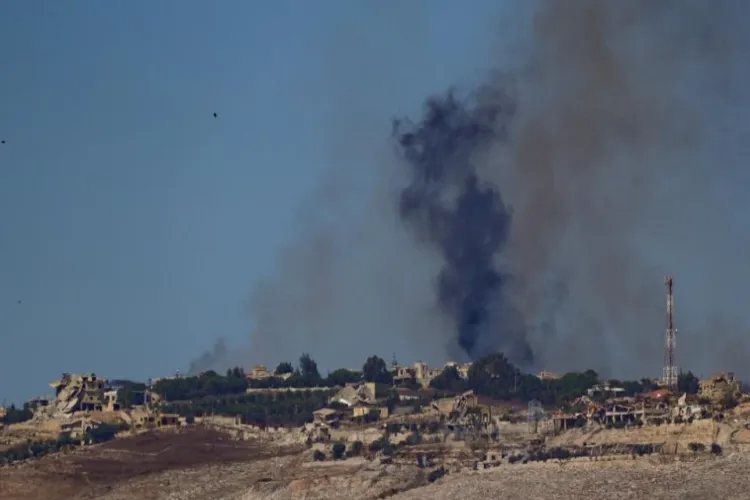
[
  {"x1": 190, "y1": 0, "x2": 750, "y2": 381},
  {"x1": 187, "y1": 338, "x2": 228, "y2": 375},
  {"x1": 392, "y1": 90, "x2": 532, "y2": 363}
]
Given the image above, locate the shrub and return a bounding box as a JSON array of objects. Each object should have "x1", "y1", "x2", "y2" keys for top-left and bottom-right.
[
  {"x1": 427, "y1": 467, "x2": 446, "y2": 483},
  {"x1": 711, "y1": 443, "x2": 723, "y2": 455},
  {"x1": 688, "y1": 442, "x2": 705, "y2": 453},
  {"x1": 405, "y1": 432, "x2": 421, "y2": 446},
  {"x1": 332, "y1": 442, "x2": 346, "y2": 460},
  {"x1": 349, "y1": 441, "x2": 363, "y2": 456},
  {"x1": 548, "y1": 447, "x2": 572, "y2": 460},
  {"x1": 313, "y1": 449, "x2": 326, "y2": 461},
  {"x1": 85, "y1": 423, "x2": 121, "y2": 444},
  {"x1": 369, "y1": 438, "x2": 388, "y2": 452}
]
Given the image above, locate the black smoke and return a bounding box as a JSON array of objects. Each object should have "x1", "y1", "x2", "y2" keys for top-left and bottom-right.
[{"x1": 392, "y1": 89, "x2": 532, "y2": 364}]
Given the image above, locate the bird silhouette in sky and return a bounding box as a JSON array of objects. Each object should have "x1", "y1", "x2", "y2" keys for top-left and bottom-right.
[{"x1": 213, "y1": 112, "x2": 218, "y2": 118}]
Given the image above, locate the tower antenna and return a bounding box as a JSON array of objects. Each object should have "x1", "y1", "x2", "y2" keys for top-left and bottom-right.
[{"x1": 662, "y1": 276, "x2": 678, "y2": 391}]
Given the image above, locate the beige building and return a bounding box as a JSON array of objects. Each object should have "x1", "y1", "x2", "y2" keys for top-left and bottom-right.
[
  {"x1": 60, "y1": 417, "x2": 102, "y2": 440},
  {"x1": 700, "y1": 372, "x2": 741, "y2": 403},
  {"x1": 330, "y1": 382, "x2": 377, "y2": 407},
  {"x1": 537, "y1": 370, "x2": 561, "y2": 381},
  {"x1": 394, "y1": 361, "x2": 472, "y2": 389},
  {"x1": 247, "y1": 365, "x2": 271, "y2": 380},
  {"x1": 352, "y1": 405, "x2": 389, "y2": 420},
  {"x1": 49, "y1": 373, "x2": 106, "y2": 414},
  {"x1": 104, "y1": 390, "x2": 120, "y2": 412},
  {"x1": 444, "y1": 361, "x2": 472, "y2": 379},
  {"x1": 313, "y1": 408, "x2": 340, "y2": 426},
  {"x1": 413, "y1": 361, "x2": 443, "y2": 387}
]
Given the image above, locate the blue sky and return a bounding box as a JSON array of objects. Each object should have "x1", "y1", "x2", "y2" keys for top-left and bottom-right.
[{"x1": 0, "y1": 0, "x2": 513, "y2": 403}]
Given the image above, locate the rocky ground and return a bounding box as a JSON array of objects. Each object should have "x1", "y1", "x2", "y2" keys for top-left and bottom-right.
[
  {"x1": 393, "y1": 453, "x2": 750, "y2": 500},
  {"x1": 3, "y1": 423, "x2": 750, "y2": 499}
]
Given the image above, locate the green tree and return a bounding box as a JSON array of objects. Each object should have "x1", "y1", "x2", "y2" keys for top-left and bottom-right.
[
  {"x1": 117, "y1": 381, "x2": 148, "y2": 408},
  {"x1": 325, "y1": 368, "x2": 361, "y2": 387},
  {"x1": 227, "y1": 367, "x2": 245, "y2": 379},
  {"x1": 678, "y1": 371, "x2": 700, "y2": 395},
  {"x1": 1, "y1": 404, "x2": 33, "y2": 424},
  {"x1": 275, "y1": 362, "x2": 294, "y2": 375},
  {"x1": 429, "y1": 365, "x2": 467, "y2": 393},
  {"x1": 299, "y1": 353, "x2": 322, "y2": 386},
  {"x1": 86, "y1": 423, "x2": 121, "y2": 444},
  {"x1": 332, "y1": 442, "x2": 346, "y2": 460},
  {"x1": 349, "y1": 441, "x2": 363, "y2": 456},
  {"x1": 467, "y1": 353, "x2": 519, "y2": 399},
  {"x1": 362, "y1": 355, "x2": 392, "y2": 384}
]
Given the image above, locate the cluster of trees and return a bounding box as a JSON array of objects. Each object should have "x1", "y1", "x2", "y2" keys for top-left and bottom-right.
[
  {"x1": 147, "y1": 351, "x2": 709, "y2": 420},
  {"x1": 153, "y1": 369, "x2": 249, "y2": 402},
  {"x1": 161, "y1": 388, "x2": 335, "y2": 427},
  {"x1": 116, "y1": 381, "x2": 148, "y2": 408},
  {"x1": 0, "y1": 404, "x2": 33, "y2": 424},
  {"x1": 153, "y1": 353, "x2": 400, "y2": 402},
  {"x1": 0, "y1": 435, "x2": 75, "y2": 465},
  {"x1": 426, "y1": 353, "x2": 602, "y2": 406},
  {"x1": 250, "y1": 355, "x2": 393, "y2": 389},
  {"x1": 429, "y1": 353, "x2": 704, "y2": 407},
  {"x1": 0, "y1": 424, "x2": 122, "y2": 465}
]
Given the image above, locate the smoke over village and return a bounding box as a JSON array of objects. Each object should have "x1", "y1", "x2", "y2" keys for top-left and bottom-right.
[{"x1": 190, "y1": 0, "x2": 750, "y2": 381}]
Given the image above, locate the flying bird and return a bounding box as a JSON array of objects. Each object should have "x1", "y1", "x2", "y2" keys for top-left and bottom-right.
[
  {"x1": 213, "y1": 112, "x2": 218, "y2": 118},
  {"x1": 1, "y1": 140, "x2": 5, "y2": 144}
]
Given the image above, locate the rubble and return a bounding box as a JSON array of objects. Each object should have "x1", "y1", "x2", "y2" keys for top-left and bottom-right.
[
  {"x1": 329, "y1": 382, "x2": 377, "y2": 407},
  {"x1": 47, "y1": 373, "x2": 106, "y2": 416}
]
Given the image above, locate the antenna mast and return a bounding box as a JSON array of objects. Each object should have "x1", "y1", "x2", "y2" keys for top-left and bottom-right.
[{"x1": 663, "y1": 276, "x2": 678, "y2": 391}]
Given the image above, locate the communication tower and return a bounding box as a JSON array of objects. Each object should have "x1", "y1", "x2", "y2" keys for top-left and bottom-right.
[{"x1": 662, "y1": 276, "x2": 678, "y2": 391}]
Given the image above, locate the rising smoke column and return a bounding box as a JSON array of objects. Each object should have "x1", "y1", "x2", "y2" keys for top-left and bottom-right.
[
  {"x1": 392, "y1": 90, "x2": 532, "y2": 363},
  {"x1": 190, "y1": 0, "x2": 750, "y2": 380}
]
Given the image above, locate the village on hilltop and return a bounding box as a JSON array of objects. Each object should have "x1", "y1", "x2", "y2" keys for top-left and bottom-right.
[{"x1": 1, "y1": 351, "x2": 746, "y2": 468}]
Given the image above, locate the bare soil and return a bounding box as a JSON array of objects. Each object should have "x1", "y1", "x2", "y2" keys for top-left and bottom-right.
[
  {"x1": 4, "y1": 424, "x2": 750, "y2": 499},
  {"x1": 0, "y1": 427, "x2": 303, "y2": 500}
]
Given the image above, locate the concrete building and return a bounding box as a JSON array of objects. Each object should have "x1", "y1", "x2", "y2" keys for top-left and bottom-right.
[
  {"x1": 247, "y1": 365, "x2": 271, "y2": 380},
  {"x1": 103, "y1": 390, "x2": 120, "y2": 412},
  {"x1": 60, "y1": 417, "x2": 102, "y2": 440},
  {"x1": 537, "y1": 371, "x2": 561, "y2": 381},
  {"x1": 352, "y1": 405, "x2": 389, "y2": 420},
  {"x1": 395, "y1": 361, "x2": 472, "y2": 389},
  {"x1": 330, "y1": 382, "x2": 377, "y2": 407},
  {"x1": 49, "y1": 373, "x2": 106, "y2": 414},
  {"x1": 700, "y1": 372, "x2": 741, "y2": 403},
  {"x1": 587, "y1": 383, "x2": 626, "y2": 398},
  {"x1": 313, "y1": 408, "x2": 340, "y2": 426}
]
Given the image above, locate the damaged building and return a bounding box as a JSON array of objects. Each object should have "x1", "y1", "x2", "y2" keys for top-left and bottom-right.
[
  {"x1": 393, "y1": 361, "x2": 472, "y2": 388},
  {"x1": 329, "y1": 382, "x2": 377, "y2": 407},
  {"x1": 48, "y1": 373, "x2": 107, "y2": 415},
  {"x1": 700, "y1": 373, "x2": 741, "y2": 403}
]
